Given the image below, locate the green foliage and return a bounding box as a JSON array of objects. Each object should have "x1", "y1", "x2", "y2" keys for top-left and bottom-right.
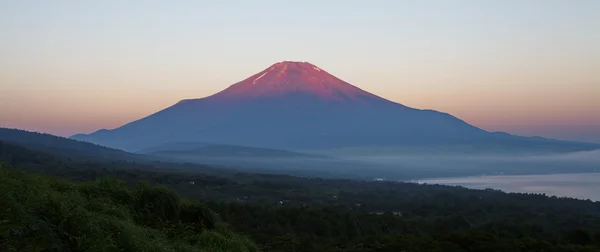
[
  {"x1": 0, "y1": 165, "x2": 258, "y2": 252},
  {"x1": 77, "y1": 178, "x2": 134, "y2": 207},
  {"x1": 196, "y1": 231, "x2": 259, "y2": 252},
  {"x1": 133, "y1": 182, "x2": 182, "y2": 227},
  {"x1": 211, "y1": 203, "x2": 600, "y2": 251},
  {"x1": 180, "y1": 200, "x2": 218, "y2": 231},
  {"x1": 3, "y1": 140, "x2": 600, "y2": 251}
]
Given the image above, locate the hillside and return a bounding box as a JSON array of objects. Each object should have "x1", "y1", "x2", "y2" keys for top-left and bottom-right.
[
  {"x1": 0, "y1": 128, "x2": 143, "y2": 161},
  {"x1": 0, "y1": 164, "x2": 258, "y2": 252}
]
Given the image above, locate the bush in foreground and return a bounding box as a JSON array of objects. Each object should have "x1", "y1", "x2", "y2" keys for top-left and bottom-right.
[{"x1": 0, "y1": 164, "x2": 258, "y2": 252}]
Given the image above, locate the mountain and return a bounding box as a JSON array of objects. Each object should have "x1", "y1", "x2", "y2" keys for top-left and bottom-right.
[
  {"x1": 71, "y1": 61, "x2": 600, "y2": 154},
  {"x1": 0, "y1": 128, "x2": 142, "y2": 161},
  {"x1": 140, "y1": 142, "x2": 330, "y2": 159}
]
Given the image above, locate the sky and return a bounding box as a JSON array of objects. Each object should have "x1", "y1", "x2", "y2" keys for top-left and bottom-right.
[{"x1": 1, "y1": 0, "x2": 599, "y2": 143}]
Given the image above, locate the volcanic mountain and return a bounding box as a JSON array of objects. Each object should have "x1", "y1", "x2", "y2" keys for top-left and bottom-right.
[{"x1": 72, "y1": 61, "x2": 599, "y2": 154}]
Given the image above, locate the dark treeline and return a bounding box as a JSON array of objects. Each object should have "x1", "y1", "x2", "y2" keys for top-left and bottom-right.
[
  {"x1": 2, "y1": 141, "x2": 600, "y2": 251},
  {"x1": 211, "y1": 202, "x2": 600, "y2": 252},
  {"x1": 0, "y1": 128, "x2": 141, "y2": 160}
]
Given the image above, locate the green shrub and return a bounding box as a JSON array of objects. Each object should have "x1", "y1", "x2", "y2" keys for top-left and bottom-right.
[
  {"x1": 133, "y1": 182, "x2": 182, "y2": 227},
  {"x1": 76, "y1": 177, "x2": 134, "y2": 206},
  {"x1": 197, "y1": 230, "x2": 260, "y2": 252},
  {"x1": 0, "y1": 165, "x2": 259, "y2": 252},
  {"x1": 180, "y1": 200, "x2": 218, "y2": 231}
]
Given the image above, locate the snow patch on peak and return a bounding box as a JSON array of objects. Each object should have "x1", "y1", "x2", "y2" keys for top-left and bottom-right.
[{"x1": 252, "y1": 69, "x2": 271, "y2": 84}]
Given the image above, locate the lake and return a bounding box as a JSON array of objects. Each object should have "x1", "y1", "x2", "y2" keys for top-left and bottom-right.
[{"x1": 419, "y1": 173, "x2": 600, "y2": 202}]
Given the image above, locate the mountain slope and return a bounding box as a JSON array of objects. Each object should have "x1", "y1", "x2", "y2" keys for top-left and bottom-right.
[
  {"x1": 71, "y1": 61, "x2": 600, "y2": 154},
  {"x1": 0, "y1": 128, "x2": 142, "y2": 161}
]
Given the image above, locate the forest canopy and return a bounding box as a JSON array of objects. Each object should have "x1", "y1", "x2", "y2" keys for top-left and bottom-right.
[{"x1": 0, "y1": 164, "x2": 258, "y2": 252}]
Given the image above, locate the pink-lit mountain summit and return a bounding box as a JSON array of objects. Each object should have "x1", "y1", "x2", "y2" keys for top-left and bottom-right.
[
  {"x1": 210, "y1": 61, "x2": 385, "y2": 103},
  {"x1": 72, "y1": 61, "x2": 599, "y2": 153}
]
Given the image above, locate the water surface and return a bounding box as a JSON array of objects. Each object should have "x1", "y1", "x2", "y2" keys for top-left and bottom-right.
[{"x1": 420, "y1": 173, "x2": 600, "y2": 201}]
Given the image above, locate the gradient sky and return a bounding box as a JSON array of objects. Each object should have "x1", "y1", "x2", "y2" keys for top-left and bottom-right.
[{"x1": 1, "y1": 1, "x2": 599, "y2": 143}]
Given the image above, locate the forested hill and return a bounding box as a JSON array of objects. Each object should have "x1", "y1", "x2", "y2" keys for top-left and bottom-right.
[
  {"x1": 2, "y1": 140, "x2": 600, "y2": 251},
  {"x1": 0, "y1": 128, "x2": 142, "y2": 161},
  {"x1": 0, "y1": 164, "x2": 258, "y2": 251},
  {"x1": 0, "y1": 140, "x2": 223, "y2": 178}
]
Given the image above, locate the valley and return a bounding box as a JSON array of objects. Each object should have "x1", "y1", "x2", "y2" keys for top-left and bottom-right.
[{"x1": 2, "y1": 136, "x2": 600, "y2": 251}]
